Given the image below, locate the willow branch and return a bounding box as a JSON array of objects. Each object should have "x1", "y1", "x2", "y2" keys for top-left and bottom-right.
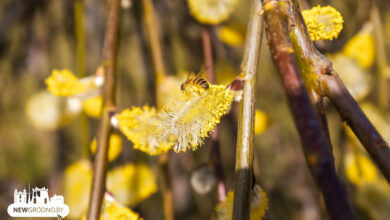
[
  {"x1": 87, "y1": 0, "x2": 120, "y2": 219},
  {"x1": 142, "y1": 1, "x2": 174, "y2": 219},
  {"x1": 143, "y1": 0, "x2": 166, "y2": 107},
  {"x1": 288, "y1": 0, "x2": 390, "y2": 183},
  {"x1": 232, "y1": 0, "x2": 263, "y2": 219},
  {"x1": 263, "y1": 1, "x2": 354, "y2": 219},
  {"x1": 201, "y1": 25, "x2": 227, "y2": 202}
]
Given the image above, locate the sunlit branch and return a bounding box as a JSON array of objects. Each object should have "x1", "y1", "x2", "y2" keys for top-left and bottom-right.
[
  {"x1": 232, "y1": 0, "x2": 263, "y2": 219},
  {"x1": 263, "y1": 0, "x2": 355, "y2": 219}
]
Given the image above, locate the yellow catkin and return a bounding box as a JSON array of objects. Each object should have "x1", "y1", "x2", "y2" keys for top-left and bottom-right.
[
  {"x1": 64, "y1": 160, "x2": 92, "y2": 219},
  {"x1": 159, "y1": 84, "x2": 233, "y2": 152},
  {"x1": 218, "y1": 25, "x2": 245, "y2": 46},
  {"x1": 45, "y1": 69, "x2": 86, "y2": 96},
  {"x1": 83, "y1": 96, "x2": 102, "y2": 118},
  {"x1": 66, "y1": 161, "x2": 154, "y2": 219},
  {"x1": 90, "y1": 133, "x2": 122, "y2": 162},
  {"x1": 302, "y1": 6, "x2": 344, "y2": 41},
  {"x1": 104, "y1": 197, "x2": 143, "y2": 220},
  {"x1": 106, "y1": 163, "x2": 158, "y2": 207},
  {"x1": 82, "y1": 194, "x2": 143, "y2": 220},
  {"x1": 187, "y1": 0, "x2": 238, "y2": 25},
  {"x1": 117, "y1": 106, "x2": 173, "y2": 156},
  {"x1": 343, "y1": 33, "x2": 375, "y2": 68},
  {"x1": 345, "y1": 151, "x2": 378, "y2": 185},
  {"x1": 255, "y1": 110, "x2": 269, "y2": 135},
  {"x1": 212, "y1": 185, "x2": 268, "y2": 220}
]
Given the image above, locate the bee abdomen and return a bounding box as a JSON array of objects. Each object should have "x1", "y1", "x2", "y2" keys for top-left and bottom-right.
[{"x1": 196, "y1": 78, "x2": 209, "y2": 89}]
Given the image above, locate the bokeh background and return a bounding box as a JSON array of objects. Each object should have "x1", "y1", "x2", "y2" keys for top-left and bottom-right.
[{"x1": 0, "y1": 0, "x2": 390, "y2": 219}]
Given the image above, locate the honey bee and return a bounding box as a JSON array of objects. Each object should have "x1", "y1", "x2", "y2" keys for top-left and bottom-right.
[{"x1": 180, "y1": 71, "x2": 210, "y2": 92}]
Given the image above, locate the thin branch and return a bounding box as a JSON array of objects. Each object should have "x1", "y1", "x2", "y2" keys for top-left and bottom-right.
[
  {"x1": 143, "y1": 0, "x2": 166, "y2": 107},
  {"x1": 74, "y1": 0, "x2": 90, "y2": 157},
  {"x1": 320, "y1": 74, "x2": 390, "y2": 182},
  {"x1": 142, "y1": 1, "x2": 174, "y2": 219},
  {"x1": 371, "y1": 4, "x2": 389, "y2": 110},
  {"x1": 232, "y1": 0, "x2": 263, "y2": 219},
  {"x1": 159, "y1": 153, "x2": 174, "y2": 220},
  {"x1": 74, "y1": 0, "x2": 86, "y2": 77},
  {"x1": 87, "y1": 0, "x2": 120, "y2": 219},
  {"x1": 201, "y1": 25, "x2": 227, "y2": 202},
  {"x1": 263, "y1": 0, "x2": 355, "y2": 219},
  {"x1": 288, "y1": 0, "x2": 390, "y2": 183}
]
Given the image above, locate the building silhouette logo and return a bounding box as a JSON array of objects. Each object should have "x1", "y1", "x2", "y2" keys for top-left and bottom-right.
[{"x1": 7, "y1": 186, "x2": 69, "y2": 218}]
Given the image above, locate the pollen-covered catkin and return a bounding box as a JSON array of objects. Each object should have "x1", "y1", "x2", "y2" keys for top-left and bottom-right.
[
  {"x1": 45, "y1": 69, "x2": 86, "y2": 96},
  {"x1": 302, "y1": 6, "x2": 343, "y2": 41},
  {"x1": 187, "y1": 0, "x2": 238, "y2": 25},
  {"x1": 158, "y1": 84, "x2": 233, "y2": 152},
  {"x1": 117, "y1": 106, "x2": 173, "y2": 156}
]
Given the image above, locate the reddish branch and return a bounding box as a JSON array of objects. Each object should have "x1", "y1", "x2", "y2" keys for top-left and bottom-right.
[
  {"x1": 288, "y1": 0, "x2": 390, "y2": 183},
  {"x1": 201, "y1": 25, "x2": 227, "y2": 202},
  {"x1": 87, "y1": 0, "x2": 120, "y2": 219},
  {"x1": 263, "y1": 0, "x2": 354, "y2": 219}
]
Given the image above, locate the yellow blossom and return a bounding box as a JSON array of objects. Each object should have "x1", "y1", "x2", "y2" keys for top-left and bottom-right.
[
  {"x1": 107, "y1": 163, "x2": 158, "y2": 207},
  {"x1": 159, "y1": 84, "x2": 233, "y2": 152},
  {"x1": 45, "y1": 69, "x2": 86, "y2": 96},
  {"x1": 83, "y1": 96, "x2": 103, "y2": 118},
  {"x1": 255, "y1": 110, "x2": 268, "y2": 135},
  {"x1": 343, "y1": 33, "x2": 375, "y2": 68},
  {"x1": 117, "y1": 106, "x2": 173, "y2": 155},
  {"x1": 64, "y1": 160, "x2": 92, "y2": 219},
  {"x1": 218, "y1": 25, "x2": 245, "y2": 46},
  {"x1": 213, "y1": 184, "x2": 268, "y2": 220},
  {"x1": 302, "y1": 6, "x2": 344, "y2": 41},
  {"x1": 82, "y1": 194, "x2": 143, "y2": 220},
  {"x1": 25, "y1": 91, "x2": 81, "y2": 130},
  {"x1": 103, "y1": 197, "x2": 143, "y2": 220},
  {"x1": 90, "y1": 133, "x2": 122, "y2": 162},
  {"x1": 345, "y1": 151, "x2": 378, "y2": 185},
  {"x1": 187, "y1": 0, "x2": 238, "y2": 25},
  {"x1": 65, "y1": 161, "x2": 155, "y2": 219}
]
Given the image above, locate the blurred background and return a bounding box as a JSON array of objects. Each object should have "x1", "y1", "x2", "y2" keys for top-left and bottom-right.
[{"x1": 0, "y1": 0, "x2": 389, "y2": 219}]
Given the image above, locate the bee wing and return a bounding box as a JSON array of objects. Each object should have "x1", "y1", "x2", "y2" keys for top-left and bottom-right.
[
  {"x1": 186, "y1": 71, "x2": 197, "y2": 80},
  {"x1": 197, "y1": 66, "x2": 209, "y2": 77}
]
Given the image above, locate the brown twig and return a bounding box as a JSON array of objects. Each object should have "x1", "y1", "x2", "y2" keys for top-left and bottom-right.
[
  {"x1": 159, "y1": 153, "x2": 174, "y2": 220},
  {"x1": 288, "y1": 0, "x2": 390, "y2": 183},
  {"x1": 263, "y1": 0, "x2": 355, "y2": 219},
  {"x1": 86, "y1": 0, "x2": 120, "y2": 219},
  {"x1": 201, "y1": 25, "x2": 227, "y2": 202},
  {"x1": 320, "y1": 74, "x2": 390, "y2": 182},
  {"x1": 232, "y1": 0, "x2": 263, "y2": 219}
]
